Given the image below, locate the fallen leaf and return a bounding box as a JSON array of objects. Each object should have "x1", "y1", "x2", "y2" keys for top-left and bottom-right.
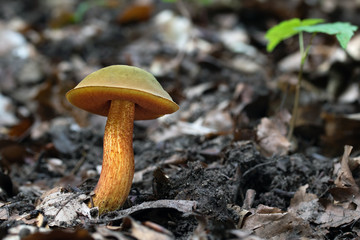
[
  {"x1": 285, "y1": 155, "x2": 360, "y2": 230},
  {"x1": 7, "y1": 116, "x2": 34, "y2": 139},
  {"x1": 315, "y1": 199, "x2": 360, "y2": 228},
  {"x1": 0, "y1": 204, "x2": 9, "y2": 220},
  {"x1": 242, "y1": 204, "x2": 317, "y2": 239},
  {"x1": 329, "y1": 145, "x2": 360, "y2": 208},
  {"x1": 335, "y1": 145, "x2": 357, "y2": 188},
  {"x1": 256, "y1": 111, "x2": 291, "y2": 157},
  {"x1": 22, "y1": 229, "x2": 94, "y2": 240},
  {"x1": 95, "y1": 226, "x2": 127, "y2": 240},
  {"x1": 288, "y1": 185, "x2": 320, "y2": 222},
  {"x1": 36, "y1": 189, "x2": 91, "y2": 227},
  {"x1": 122, "y1": 216, "x2": 173, "y2": 240},
  {"x1": 91, "y1": 200, "x2": 196, "y2": 224},
  {"x1": 117, "y1": 3, "x2": 153, "y2": 24},
  {"x1": 289, "y1": 184, "x2": 318, "y2": 208},
  {"x1": 149, "y1": 120, "x2": 217, "y2": 143}
]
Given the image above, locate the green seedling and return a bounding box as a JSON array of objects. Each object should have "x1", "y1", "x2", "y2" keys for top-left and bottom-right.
[{"x1": 265, "y1": 18, "x2": 358, "y2": 140}]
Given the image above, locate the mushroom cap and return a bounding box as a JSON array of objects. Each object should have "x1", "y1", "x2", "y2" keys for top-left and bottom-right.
[{"x1": 66, "y1": 65, "x2": 179, "y2": 120}]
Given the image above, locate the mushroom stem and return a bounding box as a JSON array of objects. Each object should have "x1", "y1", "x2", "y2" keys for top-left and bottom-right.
[{"x1": 93, "y1": 99, "x2": 135, "y2": 214}]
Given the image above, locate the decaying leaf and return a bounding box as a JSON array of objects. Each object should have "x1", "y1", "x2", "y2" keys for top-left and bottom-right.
[
  {"x1": 117, "y1": 2, "x2": 153, "y2": 24},
  {"x1": 288, "y1": 184, "x2": 320, "y2": 222},
  {"x1": 7, "y1": 116, "x2": 34, "y2": 139},
  {"x1": 256, "y1": 111, "x2": 291, "y2": 157},
  {"x1": 0, "y1": 203, "x2": 9, "y2": 220},
  {"x1": 149, "y1": 120, "x2": 217, "y2": 143},
  {"x1": 335, "y1": 145, "x2": 357, "y2": 188},
  {"x1": 91, "y1": 200, "x2": 197, "y2": 224},
  {"x1": 286, "y1": 150, "x2": 360, "y2": 230},
  {"x1": 289, "y1": 184, "x2": 318, "y2": 207},
  {"x1": 314, "y1": 199, "x2": 360, "y2": 228},
  {"x1": 21, "y1": 228, "x2": 94, "y2": 240},
  {"x1": 36, "y1": 189, "x2": 91, "y2": 227},
  {"x1": 242, "y1": 204, "x2": 317, "y2": 239},
  {"x1": 123, "y1": 217, "x2": 174, "y2": 240},
  {"x1": 94, "y1": 226, "x2": 127, "y2": 240},
  {"x1": 330, "y1": 145, "x2": 360, "y2": 207}
]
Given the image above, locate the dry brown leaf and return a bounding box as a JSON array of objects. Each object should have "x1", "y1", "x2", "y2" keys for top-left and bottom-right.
[
  {"x1": 36, "y1": 189, "x2": 91, "y2": 227},
  {"x1": 123, "y1": 217, "x2": 174, "y2": 240},
  {"x1": 149, "y1": 120, "x2": 217, "y2": 143},
  {"x1": 289, "y1": 184, "x2": 318, "y2": 208},
  {"x1": 242, "y1": 204, "x2": 316, "y2": 239},
  {"x1": 329, "y1": 145, "x2": 360, "y2": 207},
  {"x1": 95, "y1": 226, "x2": 127, "y2": 240},
  {"x1": 315, "y1": 199, "x2": 360, "y2": 228},
  {"x1": 288, "y1": 185, "x2": 320, "y2": 222},
  {"x1": 256, "y1": 111, "x2": 291, "y2": 157},
  {"x1": 203, "y1": 109, "x2": 233, "y2": 133},
  {"x1": 283, "y1": 186, "x2": 360, "y2": 230},
  {"x1": 285, "y1": 152, "x2": 360, "y2": 230},
  {"x1": 7, "y1": 116, "x2": 34, "y2": 139},
  {"x1": 0, "y1": 205, "x2": 9, "y2": 220},
  {"x1": 143, "y1": 221, "x2": 174, "y2": 237},
  {"x1": 22, "y1": 228, "x2": 94, "y2": 240},
  {"x1": 335, "y1": 145, "x2": 357, "y2": 188},
  {"x1": 117, "y1": 3, "x2": 153, "y2": 24},
  {"x1": 185, "y1": 82, "x2": 216, "y2": 99}
]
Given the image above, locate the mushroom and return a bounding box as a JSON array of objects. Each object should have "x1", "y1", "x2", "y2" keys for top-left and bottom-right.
[{"x1": 66, "y1": 65, "x2": 179, "y2": 214}]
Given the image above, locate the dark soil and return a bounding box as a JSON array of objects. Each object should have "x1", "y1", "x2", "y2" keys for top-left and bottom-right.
[{"x1": 1, "y1": 0, "x2": 360, "y2": 239}]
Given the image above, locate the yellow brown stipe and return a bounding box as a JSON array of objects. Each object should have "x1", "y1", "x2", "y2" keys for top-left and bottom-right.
[{"x1": 92, "y1": 99, "x2": 135, "y2": 214}]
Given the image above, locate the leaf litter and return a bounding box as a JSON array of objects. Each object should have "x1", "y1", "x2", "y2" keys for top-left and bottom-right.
[{"x1": 1, "y1": 0, "x2": 360, "y2": 239}]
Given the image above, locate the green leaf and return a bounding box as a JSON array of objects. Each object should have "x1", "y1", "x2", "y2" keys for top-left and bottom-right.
[
  {"x1": 265, "y1": 18, "x2": 324, "y2": 52},
  {"x1": 296, "y1": 22, "x2": 358, "y2": 49}
]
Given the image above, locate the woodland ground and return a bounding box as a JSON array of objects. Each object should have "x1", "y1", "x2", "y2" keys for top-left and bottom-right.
[{"x1": 1, "y1": 1, "x2": 360, "y2": 239}]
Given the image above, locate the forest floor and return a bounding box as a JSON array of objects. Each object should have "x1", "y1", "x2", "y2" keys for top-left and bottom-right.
[{"x1": 1, "y1": 1, "x2": 360, "y2": 239}]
